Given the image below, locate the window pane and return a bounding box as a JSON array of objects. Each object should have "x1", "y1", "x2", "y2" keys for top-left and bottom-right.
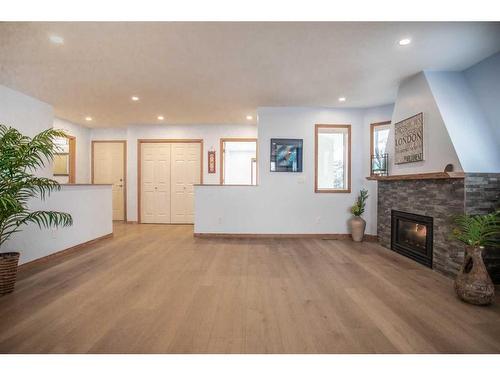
[
  {"x1": 223, "y1": 141, "x2": 257, "y2": 185},
  {"x1": 317, "y1": 128, "x2": 349, "y2": 190},
  {"x1": 374, "y1": 127, "x2": 389, "y2": 156}
]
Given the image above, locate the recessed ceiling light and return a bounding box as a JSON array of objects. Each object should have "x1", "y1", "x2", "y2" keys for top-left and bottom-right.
[
  {"x1": 338, "y1": 97, "x2": 346, "y2": 102},
  {"x1": 157, "y1": 115, "x2": 164, "y2": 121},
  {"x1": 399, "y1": 38, "x2": 411, "y2": 46},
  {"x1": 246, "y1": 115, "x2": 253, "y2": 120},
  {"x1": 49, "y1": 35, "x2": 64, "y2": 45},
  {"x1": 85, "y1": 116, "x2": 92, "y2": 121},
  {"x1": 131, "y1": 96, "x2": 140, "y2": 101}
]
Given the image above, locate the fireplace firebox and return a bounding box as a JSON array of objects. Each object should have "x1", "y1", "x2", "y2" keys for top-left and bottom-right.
[{"x1": 391, "y1": 210, "x2": 433, "y2": 268}]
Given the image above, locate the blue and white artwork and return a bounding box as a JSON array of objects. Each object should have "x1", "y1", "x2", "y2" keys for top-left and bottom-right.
[{"x1": 270, "y1": 139, "x2": 303, "y2": 172}]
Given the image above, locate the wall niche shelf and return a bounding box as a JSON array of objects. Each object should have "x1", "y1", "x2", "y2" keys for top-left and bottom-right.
[{"x1": 366, "y1": 171, "x2": 465, "y2": 181}]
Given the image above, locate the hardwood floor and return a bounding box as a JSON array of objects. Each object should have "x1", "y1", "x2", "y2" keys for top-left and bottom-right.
[{"x1": 1, "y1": 223, "x2": 499, "y2": 353}]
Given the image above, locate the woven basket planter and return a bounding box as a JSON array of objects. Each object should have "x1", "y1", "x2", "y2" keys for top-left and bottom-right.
[{"x1": 0, "y1": 252, "x2": 20, "y2": 296}]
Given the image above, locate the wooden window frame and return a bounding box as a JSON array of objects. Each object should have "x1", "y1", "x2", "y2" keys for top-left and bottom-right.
[
  {"x1": 219, "y1": 138, "x2": 258, "y2": 185},
  {"x1": 91, "y1": 140, "x2": 128, "y2": 221},
  {"x1": 137, "y1": 139, "x2": 204, "y2": 224},
  {"x1": 314, "y1": 124, "x2": 351, "y2": 193},
  {"x1": 369, "y1": 121, "x2": 391, "y2": 176}
]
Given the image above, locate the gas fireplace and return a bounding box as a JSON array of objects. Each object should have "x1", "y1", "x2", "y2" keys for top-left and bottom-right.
[{"x1": 391, "y1": 210, "x2": 433, "y2": 268}]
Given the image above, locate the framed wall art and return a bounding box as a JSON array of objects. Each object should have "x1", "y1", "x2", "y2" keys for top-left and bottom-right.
[
  {"x1": 208, "y1": 150, "x2": 216, "y2": 173},
  {"x1": 270, "y1": 138, "x2": 303, "y2": 172},
  {"x1": 394, "y1": 112, "x2": 424, "y2": 164}
]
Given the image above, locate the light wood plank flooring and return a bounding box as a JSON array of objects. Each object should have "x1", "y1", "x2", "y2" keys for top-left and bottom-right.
[{"x1": 1, "y1": 223, "x2": 499, "y2": 353}]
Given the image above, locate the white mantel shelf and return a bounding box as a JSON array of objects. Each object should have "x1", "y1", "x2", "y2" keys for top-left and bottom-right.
[{"x1": 366, "y1": 171, "x2": 465, "y2": 181}]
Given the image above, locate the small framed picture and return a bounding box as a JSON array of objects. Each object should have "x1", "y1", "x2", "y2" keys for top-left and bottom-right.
[
  {"x1": 208, "y1": 151, "x2": 216, "y2": 173},
  {"x1": 270, "y1": 138, "x2": 303, "y2": 172}
]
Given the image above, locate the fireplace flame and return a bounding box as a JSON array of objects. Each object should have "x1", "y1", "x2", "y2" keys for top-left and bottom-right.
[{"x1": 415, "y1": 223, "x2": 427, "y2": 236}]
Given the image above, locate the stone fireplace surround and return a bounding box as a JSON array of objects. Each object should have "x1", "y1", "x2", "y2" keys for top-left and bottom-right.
[{"x1": 376, "y1": 173, "x2": 500, "y2": 281}]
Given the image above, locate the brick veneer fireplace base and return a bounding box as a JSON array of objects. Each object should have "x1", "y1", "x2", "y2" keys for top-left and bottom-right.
[{"x1": 377, "y1": 173, "x2": 500, "y2": 280}]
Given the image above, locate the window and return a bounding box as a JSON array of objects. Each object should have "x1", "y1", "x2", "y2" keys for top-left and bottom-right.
[
  {"x1": 315, "y1": 124, "x2": 351, "y2": 193},
  {"x1": 220, "y1": 138, "x2": 257, "y2": 185},
  {"x1": 370, "y1": 121, "x2": 391, "y2": 176}
]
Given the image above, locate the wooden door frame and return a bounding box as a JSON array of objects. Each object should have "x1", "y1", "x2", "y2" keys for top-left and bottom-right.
[
  {"x1": 219, "y1": 138, "x2": 258, "y2": 185},
  {"x1": 91, "y1": 140, "x2": 128, "y2": 221},
  {"x1": 137, "y1": 139, "x2": 204, "y2": 224},
  {"x1": 369, "y1": 121, "x2": 391, "y2": 176},
  {"x1": 250, "y1": 157, "x2": 257, "y2": 186},
  {"x1": 314, "y1": 124, "x2": 352, "y2": 193},
  {"x1": 67, "y1": 135, "x2": 76, "y2": 184}
]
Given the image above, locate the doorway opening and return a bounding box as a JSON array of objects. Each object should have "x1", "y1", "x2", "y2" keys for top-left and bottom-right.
[{"x1": 220, "y1": 138, "x2": 258, "y2": 185}]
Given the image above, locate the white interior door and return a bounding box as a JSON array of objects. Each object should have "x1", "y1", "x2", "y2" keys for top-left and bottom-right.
[
  {"x1": 93, "y1": 142, "x2": 125, "y2": 221},
  {"x1": 141, "y1": 143, "x2": 171, "y2": 223},
  {"x1": 171, "y1": 143, "x2": 201, "y2": 223},
  {"x1": 140, "y1": 142, "x2": 200, "y2": 224}
]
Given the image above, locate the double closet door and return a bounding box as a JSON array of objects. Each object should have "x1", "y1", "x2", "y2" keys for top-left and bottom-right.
[{"x1": 140, "y1": 142, "x2": 201, "y2": 224}]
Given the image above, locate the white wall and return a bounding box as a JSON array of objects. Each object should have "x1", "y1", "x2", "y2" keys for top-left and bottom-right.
[
  {"x1": 91, "y1": 123, "x2": 257, "y2": 221},
  {"x1": 53, "y1": 117, "x2": 92, "y2": 183},
  {"x1": 0, "y1": 84, "x2": 54, "y2": 178},
  {"x1": 1, "y1": 85, "x2": 113, "y2": 263},
  {"x1": 4, "y1": 185, "x2": 113, "y2": 264},
  {"x1": 195, "y1": 105, "x2": 393, "y2": 235},
  {"x1": 362, "y1": 104, "x2": 395, "y2": 235},
  {"x1": 388, "y1": 72, "x2": 462, "y2": 175},
  {"x1": 90, "y1": 127, "x2": 128, "y2": 141},
  {"x1": 464, "y1": 52, "x2": 500, "y2": 144},
  {"x1": 0, "y1": 86, "x2": 92, "y2": 182},
  {"x1": 425, "y1": 71, "x2": 500, "y2": 172}
]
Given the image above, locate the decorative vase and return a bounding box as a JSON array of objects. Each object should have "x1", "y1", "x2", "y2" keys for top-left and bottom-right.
[
  {"x1": 350, "y1": 216, "x2": 366, "y2": 242},
  {"x1": 454, "y1": 246, "x2": 495, "y2": 305},
  {"x1": 0, "y1": 252, "x2": 20, "y2": 296}
]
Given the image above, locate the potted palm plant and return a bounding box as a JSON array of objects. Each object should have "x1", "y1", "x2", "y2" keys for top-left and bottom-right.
[
  {"x1": 350, "y1": 188, "x2": 369, "y2": 242},
  {"x1": 0, "y1": 124, "x2": 73, "y2": 296},
  {"x1": 452, "y1": 211, "x2": 500, "y2": 305}
]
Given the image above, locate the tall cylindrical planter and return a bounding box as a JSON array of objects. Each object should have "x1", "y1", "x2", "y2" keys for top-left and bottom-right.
[
  {"x1": 0, "y1": 252, "x2": 20, "y2": 296},
  {"x1": 350, "y1": 216, "x2": 366, "y2": 242},
  {"x1": 454, "y1": 246, "x2": 495, "y2": 305}
]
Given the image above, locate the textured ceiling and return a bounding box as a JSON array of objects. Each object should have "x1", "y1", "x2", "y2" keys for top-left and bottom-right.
[{"x1": 0, "y1": 22, "x2": 499, "y2": 127}]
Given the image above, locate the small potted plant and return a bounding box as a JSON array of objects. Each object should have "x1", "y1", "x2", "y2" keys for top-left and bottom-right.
[
  {"x1": 350, "y1": 189, "x2": 369, "y2": 242},
  {"x1": 451, "y1": 211, "x2": 500, "y2": 305},
  {"x1": 0, "y1": 124, "x2": 73, "y2": 296}
]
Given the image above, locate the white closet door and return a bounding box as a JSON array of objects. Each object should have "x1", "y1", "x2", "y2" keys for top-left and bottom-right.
[
  {"x1": 155, "y1": 144, "x2": 171, "y2": 223},
  {"x1": 141, "y1": 143, "x2": 171, "y2": 223},
  {"x1": 93, "y1": 142, "x2": 125, "y2": 221},
  {"x1": 170, "y1": 143, "x2": 187, "y2": 223},
  {"x1": 171, "y1": 143, "x2": 201, "y2": 223},
  {"x1": 184, "y1": 143, "x2": 201, "y2": 223}
]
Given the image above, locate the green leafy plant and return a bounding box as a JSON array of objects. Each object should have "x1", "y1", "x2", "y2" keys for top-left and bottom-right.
[
  {"x1": 451, "y1": 212, "x2": 500, "y2": 248},
  {"x1": 0, "y1": 124, "x2": 73, "y2": 249},
  {"x1": 351, "y1": 188, "x2": 369, "y2": 217}
]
